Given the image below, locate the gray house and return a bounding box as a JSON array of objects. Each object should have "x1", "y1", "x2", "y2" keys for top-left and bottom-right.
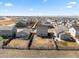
[
  {"x1": 37, "y1": 25, "x2": 48, "y2": 37},
  {"x1": 16, "y1": 28, "x2": 32, "y2": 39},
  {"x1": 0, "y1": 26, "x2": 16, "y2": 38}
]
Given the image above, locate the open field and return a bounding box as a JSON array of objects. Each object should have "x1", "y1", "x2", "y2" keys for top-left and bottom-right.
[{"x1": 0, "y1": 19, "x2": 16, "y2": 26}]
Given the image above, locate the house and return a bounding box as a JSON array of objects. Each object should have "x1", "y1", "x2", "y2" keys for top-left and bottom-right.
[
  {"x1": 55, "y1": 31, "x2": 64, "y2": 41},
  {"x1": 36, "y1": 25, "x2": 48, "y2": 37},
  {"x1": 41, "y1": 19, "x2": 54, "y2": 28},
  {"x1": 69, "y1": 25, "x2": 79, "y2": 43},
  {"x1": 54, "y1": 25, "x2": 69, "y2": 41},
  {"x1": 16, "y1": 28, "x2": 32, "y2": 39},
  {"x1": 42, "y1": 22, "x2": 54, "y2": 28},
  {"x1": 0, "y1": 26, "x2": 16, "y2": 38},
  {"x1": 57, "y1": 32, "x2": 74, "y2": 41},
  {"x1": 69, "y1": 26, "x2": 79, "y2": 38}
]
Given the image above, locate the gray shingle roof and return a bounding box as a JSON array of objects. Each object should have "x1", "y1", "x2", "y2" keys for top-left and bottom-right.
[{"x1": 0, "y1": 26, "x2": 15, "y2": 30}]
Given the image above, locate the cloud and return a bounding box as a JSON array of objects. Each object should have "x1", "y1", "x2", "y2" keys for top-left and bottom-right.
[
  {"x1": 67, "y1": 2, "x2": 77, "y2": 5},
  {"x1": 66, "y1": 5, "x2": 72, "y2": 8},
  {"x1": 4, "y1": 3, "x2": 13, "y2": 7},
  {"x1": 66, "y1": 1, "x2": 77, "y2": 8}
]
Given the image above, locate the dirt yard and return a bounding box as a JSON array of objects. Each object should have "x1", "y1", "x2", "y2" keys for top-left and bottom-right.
[
  {"x1": 56, "y1": 40, "x2": 79, "y2": 49},
  {"x1": 5, "y1": 39, "x2": 30, "y2": 49},
  {"x1": 30, "y1": 36, "x2": 56, "y2": 49}
]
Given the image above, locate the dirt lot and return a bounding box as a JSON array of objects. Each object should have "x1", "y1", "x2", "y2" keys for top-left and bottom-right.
[{"x1": 0, "y1": 49, "x2": 79, "y2": 58}]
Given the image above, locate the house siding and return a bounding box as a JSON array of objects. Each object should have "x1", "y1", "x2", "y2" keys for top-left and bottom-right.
[
  {"x1": 0, "y1": 26, "x2": 16, "y2": 37},
  {"x1": 69, "y1": 28, "x2": 76, "y2": 37},
  {"x1": 76, "y1": 31, "x2": 79, "y2": 37},
  {"x1": 37, "y1": 26, "x2": 48, "y2": 37}
]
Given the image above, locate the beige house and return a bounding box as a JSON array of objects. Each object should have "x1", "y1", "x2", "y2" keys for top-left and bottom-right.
[
  {"x1": 69, "y1": 26, "x2": 79, "y2": 43},
  {"x1": 69, "y1": 26, "x2": 79, "y2": 38}
]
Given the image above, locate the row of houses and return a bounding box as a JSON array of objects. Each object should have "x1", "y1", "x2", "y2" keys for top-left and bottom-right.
[
  {"x1": 36, "y1": 23, "x2": 79, "y2": 43},
  {"x1": 0, "y1": 26, "x2": 32, "y2": 39},
  {"x1": 0, "y1": 18, "x2": 79, "y2": 44},
  {"x1": 0, "y1": 24, "x2": 49, "y2": 39}
]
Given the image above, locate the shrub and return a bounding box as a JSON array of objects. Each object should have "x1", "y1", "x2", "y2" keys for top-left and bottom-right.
[
  {"x1": 1, "y1": 35, "x2": 8, "y2": 39},
  {"x1": 0, "y1": 36, "x2": 4, "y2": 41}
]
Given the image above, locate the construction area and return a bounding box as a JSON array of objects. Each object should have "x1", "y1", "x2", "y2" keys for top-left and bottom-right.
[
  {"x1": 0, "y1": 16, "x2": 79, "y2": 57},
  {"x1": 0, "y1": 16, "x2": 79, "y2": 50}
]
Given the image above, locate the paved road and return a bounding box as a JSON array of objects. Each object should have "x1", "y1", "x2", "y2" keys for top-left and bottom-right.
[{"x1": 0, "y1": 49, "x2": 79, "y2": 58}]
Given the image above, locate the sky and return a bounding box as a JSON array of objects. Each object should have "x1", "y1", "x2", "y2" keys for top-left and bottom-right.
[{"x1": 0, "y1": 0, "x2": 79, "y2": 16}]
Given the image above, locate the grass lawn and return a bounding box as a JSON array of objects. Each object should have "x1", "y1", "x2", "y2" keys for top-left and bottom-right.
[{"x1": 0, "y1": 36, "x2": 4, "y2": 41}]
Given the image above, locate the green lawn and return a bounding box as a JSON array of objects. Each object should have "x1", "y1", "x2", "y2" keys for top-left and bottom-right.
[{"x1": 0, "y1": 36, "x2": 4, "y2": 41}]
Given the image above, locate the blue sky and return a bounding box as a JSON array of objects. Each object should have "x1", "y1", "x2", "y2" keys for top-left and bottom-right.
[{"x1": 0, "y1": 0, "x2": 79, "y2": 16}]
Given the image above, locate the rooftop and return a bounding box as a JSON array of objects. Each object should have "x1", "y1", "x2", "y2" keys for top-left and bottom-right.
[{"x1": 0, "y1": 26, "x2": 16, "y2": 30}]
